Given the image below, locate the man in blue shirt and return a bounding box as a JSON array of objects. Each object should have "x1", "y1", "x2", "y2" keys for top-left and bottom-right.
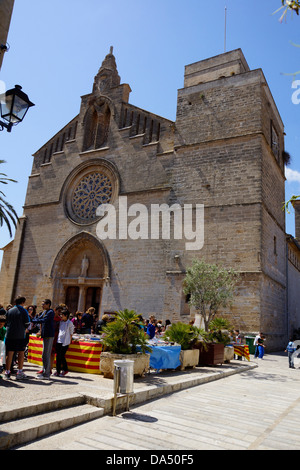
[
  {"x1": 32, "y1": 299, "x2": 55, "y2": 379},
  {"x1": 285, "y1": 338, "x2": 297, "y2": 369},
  {"x1": 5, "y1": 296, "x2": 30, "y2": 380},
  {"x1": 146, "y1": 316, "x2": 156, "y2": 339}
]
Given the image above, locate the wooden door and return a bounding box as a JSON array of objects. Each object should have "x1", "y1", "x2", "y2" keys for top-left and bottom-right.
[
  {"x1": 65, "y1": 286, "x2": 79, "y2": 315},
  {"x1": 85, "y1": 287, "x2": 101, "y2": 315}
]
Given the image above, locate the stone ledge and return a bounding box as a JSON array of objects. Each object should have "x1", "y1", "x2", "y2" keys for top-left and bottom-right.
[{"x1": 85, "y1": 362, "x2": 257, "y2": 415}]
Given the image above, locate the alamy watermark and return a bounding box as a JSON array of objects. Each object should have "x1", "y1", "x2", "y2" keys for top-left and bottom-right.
[
  {"x1": 96, "y1": 196, "x2": 204, "y2": 251},
  {"x1": 292, "y1": 80, "x2": 300, "y2": 104}
]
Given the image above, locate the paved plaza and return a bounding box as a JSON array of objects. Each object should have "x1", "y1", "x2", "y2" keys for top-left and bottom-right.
[{"x1": 5, "y1": 351, "x2": 300, "y2": 451}]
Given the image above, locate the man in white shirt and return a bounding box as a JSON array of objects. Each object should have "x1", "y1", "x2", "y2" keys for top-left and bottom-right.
[{"x1": 253, "y1": 332, "x2": 262, "y2": 358}]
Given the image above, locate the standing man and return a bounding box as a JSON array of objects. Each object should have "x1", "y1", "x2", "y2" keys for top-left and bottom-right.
[
  {"x1": 81, "y1": 307, "x2": 95, "y2": 334},
  {"x1": 4, "y1": 296, "x2": 30, "y2": 380},
  {"x1": 253, "y1": 332, "x2": 262, "y2": 359},
  {"x1": 146, "y1": 315, "x2": 156, "y2": 340},
  {"x1": 257, "y1": 334, "x2": 265, "y2": 360},
  {"x1": 32, "y1": 299, "x2": 55, "y2": 380},
  {"x1": 285, "y1": 338, "x2": 297, "y2": 369}
]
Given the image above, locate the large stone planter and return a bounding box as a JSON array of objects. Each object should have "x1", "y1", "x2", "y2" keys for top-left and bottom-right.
[
  {"x1": 179, "y1": 349, "x2": 200, "y2": 370},
  {"x1": 100, "y1": 351, "x2": 150, "y2": 379},
  {"x1": 224, "y1": 345, "x2": 234, "y2": 363}
]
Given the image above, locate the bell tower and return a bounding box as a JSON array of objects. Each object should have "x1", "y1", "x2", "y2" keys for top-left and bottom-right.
[
  {"x1": 78, "y1": 47, "x2": 131, "y2": 152},
  {"x1": 93, "y1": 46, "x2": 121, "y2": 94}
]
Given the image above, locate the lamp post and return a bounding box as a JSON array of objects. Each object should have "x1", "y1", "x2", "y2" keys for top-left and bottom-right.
[{"x1": 0, "y1": 84, "x2": 34, "y2": 132}]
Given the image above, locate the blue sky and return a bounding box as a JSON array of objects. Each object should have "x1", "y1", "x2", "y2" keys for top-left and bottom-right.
[{"x1": 0, "y1": 0, "x2": 299, "y2": 266}]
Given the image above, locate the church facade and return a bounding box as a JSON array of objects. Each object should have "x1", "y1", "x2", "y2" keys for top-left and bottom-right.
[{"x1": 1, "y1": 48, "x2": 299, "y2": 350}]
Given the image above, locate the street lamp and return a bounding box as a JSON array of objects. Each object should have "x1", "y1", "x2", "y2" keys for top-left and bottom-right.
[{"x1": 0, "y1": 84, "x2": 35, "y2": 132}]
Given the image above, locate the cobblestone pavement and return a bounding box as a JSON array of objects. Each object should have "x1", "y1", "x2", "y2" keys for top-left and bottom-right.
[{"x1": 16, "y1": 351, "x2": 300, "y2": 451}]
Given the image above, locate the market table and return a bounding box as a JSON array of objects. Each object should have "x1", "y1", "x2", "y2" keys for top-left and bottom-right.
[
  {"x1": 233, "y1": 344, "x2": 250, "y2": 361},
  {"x1": 28, "y1": 335, "x2": 102, "y2": 374},
  {"x1": 148, "y1": 344, "x2": 181, "y2": 371}
]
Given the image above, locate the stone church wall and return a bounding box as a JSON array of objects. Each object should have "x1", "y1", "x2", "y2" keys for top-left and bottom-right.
[{"x1": 1, "y1": 48, "x2": 299, "y2": 350}]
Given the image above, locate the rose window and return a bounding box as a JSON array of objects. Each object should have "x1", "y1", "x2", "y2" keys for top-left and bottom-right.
[{"x1": 71, "y1": 172, "x2": 113, "y2": 220}]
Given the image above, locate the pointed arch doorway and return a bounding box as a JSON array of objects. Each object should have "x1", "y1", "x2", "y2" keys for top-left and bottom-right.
[
  {"x1": 51, "y1": 233, "x2": 110, "y2": 317},
  {"x1": 65, "y1": 285, "x2": 102, "y2": 315}
]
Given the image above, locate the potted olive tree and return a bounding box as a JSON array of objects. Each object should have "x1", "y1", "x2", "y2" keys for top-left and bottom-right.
[
  {"x1": 183, "y1": 259, "x2": 238, "y2": 366},
  {"x1": 99, "y1": 309, "x2": 152, "y2": 378},
  {"x1": 163, "y1": 322, "x2": 202, "y2": 370}
]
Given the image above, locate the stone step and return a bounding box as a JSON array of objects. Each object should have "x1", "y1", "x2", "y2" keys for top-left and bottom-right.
[
  {"x1": 0, "y1": 403, "x2": 104, "y2": 450},
  {"x1": 0, "y1": 393, "x2": 86, "y2": 423}
]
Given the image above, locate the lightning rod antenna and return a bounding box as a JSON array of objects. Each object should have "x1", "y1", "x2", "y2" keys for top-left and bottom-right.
[{"x1": 224, "y1": 6, "x2": 227, "y2": 53}]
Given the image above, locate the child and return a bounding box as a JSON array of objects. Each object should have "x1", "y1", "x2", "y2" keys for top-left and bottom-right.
[
  {"x1": 285, "y1": 338, "x2": 296, "y2": 369},
  {"x1": 0, "y1": 315, "x2": 6, "y2": 377},
  {"x1": 234, "y1": 329, "x2": 243, "y2": 360},
  {"x1": 55, "y1": 309, "x2": 74, "y2": 377},
  {"x1": 72, "y1": 311, "x2": 84, "y2": 334}
]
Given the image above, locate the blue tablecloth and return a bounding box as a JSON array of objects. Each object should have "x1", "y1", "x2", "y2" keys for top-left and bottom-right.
[{"x1": 149, "y1": 345, "x2": 181, "y2": 370}]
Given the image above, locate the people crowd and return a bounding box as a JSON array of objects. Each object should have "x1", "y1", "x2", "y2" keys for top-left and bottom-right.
[
  {"x1": 6, "y1": 296, "x2": 300, "y2": 380},
  {"x1": 0, "y1": 297, "x2": 105, "y2": 381},
  {"x1": 138, "y1": 315, "x2": 172, "y2": 339},
  {"x1": 0, "y1": 298, "x2": 176, "y2": 381}
]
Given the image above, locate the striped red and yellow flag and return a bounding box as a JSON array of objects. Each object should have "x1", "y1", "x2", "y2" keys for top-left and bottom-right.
[
  {"x1": 233, "y1": 344, "x2": 250, "y2": 361},
  {"x1": 28, "y1": 335, "x2": 102, "y2": 374}
]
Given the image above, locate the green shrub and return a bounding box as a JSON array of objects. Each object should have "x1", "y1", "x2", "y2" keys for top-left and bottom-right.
[
  {"x1": 100, "y1": 308, "x2": 152, "y2": 354},
  {"x1": 163, "y1": 322, "x2": 203, "y2": 350}
]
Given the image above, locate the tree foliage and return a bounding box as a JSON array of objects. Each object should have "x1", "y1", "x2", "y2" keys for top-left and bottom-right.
[
  {"x1": 0, "y1": 160, "x2": 18, "y2": 237},
  {"x1": 183, "y1": 259, "x2": 238, "y2": 332},
  {"x1": 283, "y1": 194, "x2": 300, "y2": 213},
  {"x1": 275, "y1": 1, "x2": 300, "y2": 21}
]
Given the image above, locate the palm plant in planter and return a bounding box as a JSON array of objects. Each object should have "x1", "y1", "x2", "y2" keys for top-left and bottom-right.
[
  {"x1": 163, "y1": 322, "x2": 203, "y2": 370},
  {"x1": 163, "y1": 322, "x2": 201, "y2": 350},
  {"x1": 208, "y1": 317, "x2": 232, "y2": 345},
  {"x1": 100, "y1": 309, "x2": 152, "y2": 378},
  {"x1": 207, "y1": 317, "x2": 234, "y2": 363}
]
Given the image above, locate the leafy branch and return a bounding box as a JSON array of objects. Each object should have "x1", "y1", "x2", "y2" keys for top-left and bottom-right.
[
  {"x1": 274, "y1": 1, "x2": 300, "y2": 22},
  {"x1": 0, "y1": 160, "x2": 19, "y2": 237},
  {"x1": 183, "y1": 259, "x2": 238, "y2": 332},
  {"x1": 283, "y1": 195, "x2": 300, "y2": 213}
]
